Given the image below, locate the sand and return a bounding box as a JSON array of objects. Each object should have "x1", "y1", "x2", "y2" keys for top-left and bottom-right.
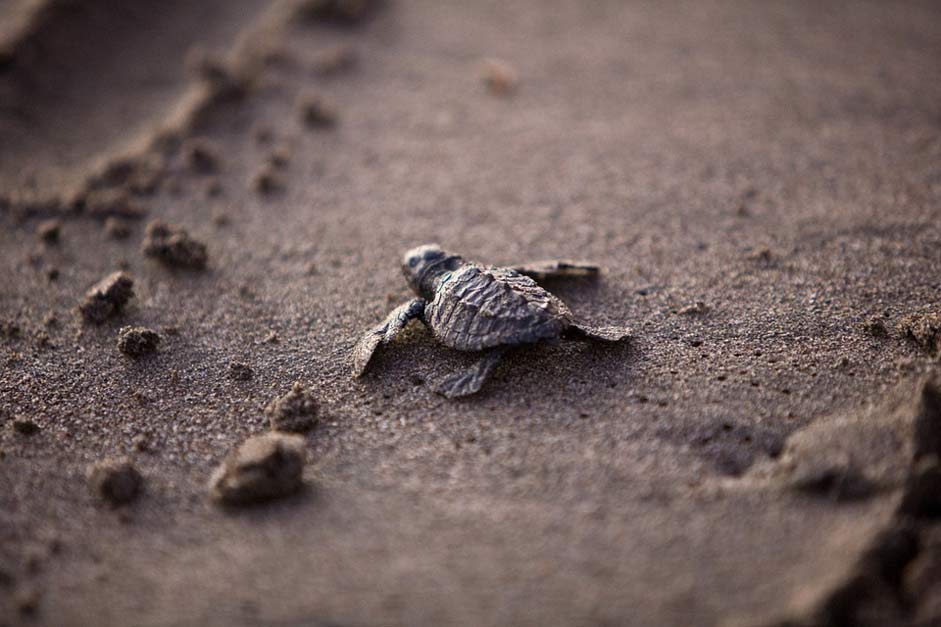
[{"x1": 1, "y1": 0, "x2": 940, "y2": 625}]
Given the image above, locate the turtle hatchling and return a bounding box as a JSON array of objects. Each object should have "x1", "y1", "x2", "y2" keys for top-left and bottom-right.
[{"x1": 353, "y1": 244, "x2": 630, "y2": 398}]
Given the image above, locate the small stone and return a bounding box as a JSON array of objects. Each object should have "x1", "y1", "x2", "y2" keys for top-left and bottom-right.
[
  {"x1": 481, "y1": 58, "x2": 519, "y2": 96},
  {"x1": 209, "y1": 433, "x2": 306, "y2": 506},
  {"x1": 227, "y1": 361, "x2": 254, "y2": 381},
  {"x1": 298, "y1": 92, "x2": 338, "y2": 129},
  {"x1": 117, "y1": 326, "x2": 161, "y2": 358},
  {"x1": 36, "y1": 219, "x2": 61, "y2": 243},
  {"x1": 12, "y1": 417, "x2": 40, "y2": 436},
  {"x1": 46, "y1": 267, "x2": 59, "y2": 282},
  {"x1": 267, "y1": 382, "x2": 320, "y2": 433},
  {"x1": 142, "y1": 220, "x2": 208, "y2": 269},
  {"x1": 79, "y1": 271, "x2": 134, "y2": 324},
  {"x1": 104, "y1": 216, "x2": 132, "y2": 240},
  {"x1": 87, "y1": 458, "x2": 143, "y2": 506}
]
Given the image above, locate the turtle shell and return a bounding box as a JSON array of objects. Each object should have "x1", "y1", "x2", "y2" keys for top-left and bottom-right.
[{"x1": 425, "y1": 264, "x2": 573, "y2": 351}]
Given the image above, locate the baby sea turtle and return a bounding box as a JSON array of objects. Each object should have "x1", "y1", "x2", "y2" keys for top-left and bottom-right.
[{"x1": 353, "y1": 244, "x2": 630, "y2": 398}]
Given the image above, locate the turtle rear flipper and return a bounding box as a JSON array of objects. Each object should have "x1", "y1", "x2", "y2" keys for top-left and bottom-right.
[
  {"x1": 352, "y1": 298, "x2": 426, "y2": 377},
  {"x1": 563, "y1": 323, "x2": 631, "y2": 343},
  {"x1": 512, "y1": 260, "x2": 600, "y2": 282},
  {"x1": 435, "y1": 347, "x2": 508, "y2": 398}
]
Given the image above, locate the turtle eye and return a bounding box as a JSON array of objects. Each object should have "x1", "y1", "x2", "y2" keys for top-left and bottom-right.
[{"x1": 408, "y1": 257, "x2": 419, "y2": 267}]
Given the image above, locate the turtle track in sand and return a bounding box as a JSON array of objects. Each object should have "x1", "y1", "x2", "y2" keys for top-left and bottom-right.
[{"x1": 0, "y1": 0, "x2": 274, "y2": 212}]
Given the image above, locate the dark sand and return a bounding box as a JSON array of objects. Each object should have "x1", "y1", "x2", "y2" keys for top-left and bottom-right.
[{"x1": 1, "y1": 1, "x2": 940, "y2": 625}]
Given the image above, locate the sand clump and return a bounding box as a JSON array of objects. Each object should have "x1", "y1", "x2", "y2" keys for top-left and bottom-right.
[
  {"x1": 267, "y1": 382, "x2": 320, "y2": 432},
  {"x1": 184, "y1": 46, "x2": 246, "y2": 99},
  {"x1": 104, "y1": 216, "x2": 132, "y2": 240},
  {"x1": 36, "y1": 219, "x2": 61, "y2": 244},
  {"x1": 79, "y1": 272, "x2": 134, "y2": 324},
  {"x1": 1, "y1": 319, "x2": 21, "y2": 340},
  {"x1": 251, "y1": 166, "x2": 285, "y2": 195},
  {"x1": 183, "y1": 139, "x2": 221, "y2": 174},
  {"x1": 82, "y1": 189, "x2": 147, "y2": 220},
  {"x1": 862, "y1": 317, "x2": 889, "y2": 338},
  {"x1": 481, "y1": 58, "x2": 519, "y2": 96},
  {"x1": 117, "y1": 326, "x2": 161, "y2": 358},
  {"x1": 897, "y1": 312, "x2": 941, "y2": 354},
  {"x1": 298, "y1": 92, "x2": 339, "y2": 129},
  {"x1": 14, "y1": 585, "x2": 41, "y2": 615},
  {"x1": 209, "y1": 433, "x2": 306, "y2": 505},
  {"x1": 266, "y1": 145, "x2": 291, "y2": 169},
  {"x1": 11, "y1": 417, "x2": 40, "y2": 436},
  {"x1": 227, "y1": 361, "x2": 254, "y2": 381},
  {"x1": 142, "y1": 220, "x2": 208, "y2": 270},
  {"x1": 87, "y1": 458, "x2": 143, "y2": 506}
]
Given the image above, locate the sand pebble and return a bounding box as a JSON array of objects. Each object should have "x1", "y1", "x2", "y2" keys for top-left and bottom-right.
[
  {"x1": 481, "y1": 58, "x2": 519, "y2": 96},
  {"x1": 117, "y1": 326, "x2": 161, "y2": 358},
  {"x1": 11, "y1": 417, "x2": 40, "y2": 436},
  {"x1": 298, "y1": 92, "x2": 338, "y2": 129},
  {"x1": 142, "y1": 220, "x2": 208, "y2": 269},
  {"x1": 79, "y1": 271, "x2": 134, "y2": 324},
  {"x1": 209, "y1": 433, "x2": 306, "y2": 506},
  {"x1": 267, "y1": 382, "x2": 320, "y2": 433},
  {"x1": 36, "y1": 219, "x2": 61, "y2": 243}
]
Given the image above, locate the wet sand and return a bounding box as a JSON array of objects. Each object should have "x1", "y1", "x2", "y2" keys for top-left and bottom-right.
[{"x1": 1, "y1": 1, "x2": 940, "y2": 625}]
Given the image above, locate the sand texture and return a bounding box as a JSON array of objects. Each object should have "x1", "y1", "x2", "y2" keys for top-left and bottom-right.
[{"x1": 1, "y1": 1, "x2": 940, "y2": 625}]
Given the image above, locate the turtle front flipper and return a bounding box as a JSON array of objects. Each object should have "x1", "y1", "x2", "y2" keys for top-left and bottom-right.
[
  {"x1": 352, "y1": 298, "x2": 426, "y2": 377},
  {"x1": 435, "y1": 347, "x2": 508, "y2": 398},
  {"x1": 562, "y1": 323, "x2": 631, "y2": 343},
  {"x1": 511, "y1": 260, "x2": 600, "y2": 282}
]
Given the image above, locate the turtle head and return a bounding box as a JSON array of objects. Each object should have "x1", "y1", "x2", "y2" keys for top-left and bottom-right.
[{"x1": 402, "y1": 244, "x2": 462, "y2": 297}]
